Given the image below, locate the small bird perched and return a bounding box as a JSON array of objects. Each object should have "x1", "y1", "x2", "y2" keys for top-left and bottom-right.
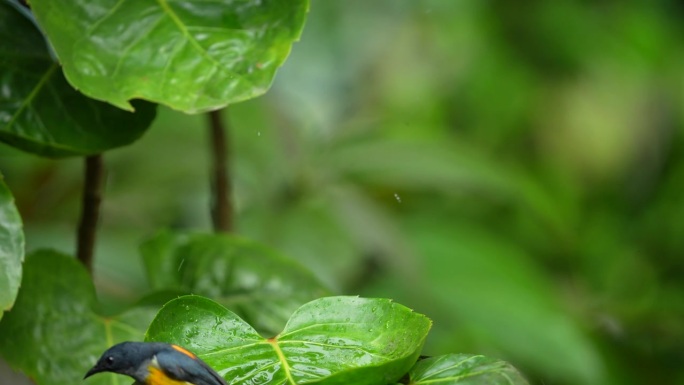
[{"x1": 84, "y1": 341, "x2": 228, "y2": 385}]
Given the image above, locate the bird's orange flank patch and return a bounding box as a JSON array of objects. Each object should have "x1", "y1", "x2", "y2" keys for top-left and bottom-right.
[
  {"x1": 147, "y1": 366, "x2": 188, "y2": 385},
  {"x1": 171, "y1": 344, "x2": 196, "y2": 359}
]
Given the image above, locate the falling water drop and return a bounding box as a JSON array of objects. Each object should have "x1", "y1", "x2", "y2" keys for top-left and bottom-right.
[{"x1": 394, "y1": 193, "x2": 401, "y2": 203}]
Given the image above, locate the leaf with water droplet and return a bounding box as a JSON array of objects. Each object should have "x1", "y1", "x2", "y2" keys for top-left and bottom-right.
[
  {"x1": 28, "y1": 0, "x2": 310, "y2": 113},
  {"x1": 146, "y1": 295, "x2": 431, "y2": 385},
  {"x1": 0, "y1": 250, "x2": 158, "y2": 385},
  {"x1": 407, "y1": 354, "x2": 530, "y2": 385},
  {"x1": 140, "y1": 231, "x2": 330, "y2": 335},
  {"x1": 0, "y1": 2, "x2": 156, "y2": 157}
]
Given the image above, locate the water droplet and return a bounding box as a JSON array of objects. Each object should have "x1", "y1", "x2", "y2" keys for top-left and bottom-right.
[
  {"x1": 177, "y1": 258, "x2": 185, "y2": 271},
  {"x1": 394, "y1": 193, "x2": 401, "y2": 203},
  {"x1": 257, "y1": 131, "x2": 261, "y2": 136},
  {"x1": 213, "y1": 316, "x2": 223, "y2": 330}
]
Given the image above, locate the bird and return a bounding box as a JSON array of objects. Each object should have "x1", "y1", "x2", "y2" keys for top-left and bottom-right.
[{"x1": 84, "y1": 341, "x2": 228, "y2": 385}]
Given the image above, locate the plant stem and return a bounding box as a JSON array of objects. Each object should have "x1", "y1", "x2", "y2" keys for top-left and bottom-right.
[
  {"x1": 76, "y1": 155, "x2": 104, "y2": 273},
  {"x1": 208, "y1": 109, "x2": 232, "y2": 232}
]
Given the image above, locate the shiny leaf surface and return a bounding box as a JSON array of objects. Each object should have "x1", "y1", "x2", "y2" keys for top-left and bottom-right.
[
  {"x1": 140, "y1": 231, "x2": 330, "y2": 335},
  {"x1": 0, "y1": 176, "x2": 23, "y2": 320},
  {"x1": 0, "y1": 250, "x2": 157, "y2": 385},
  {"x1": 29, "y1": 0, "x2": 310, "y2": 113},
  {"x1": 0, "y1": 2, "x2": 156, "y2": 157},
  {"x1": 146, "y1": 295, "x2": 431, "y2": 385},
  {"x1": 408, "y1": 354, "x2": 530, "y2": 385}
]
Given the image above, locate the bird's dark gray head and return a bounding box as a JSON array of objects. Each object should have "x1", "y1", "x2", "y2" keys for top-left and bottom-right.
[{"x1": 84, "y1": 341, "x2": 153, "y2": 380}]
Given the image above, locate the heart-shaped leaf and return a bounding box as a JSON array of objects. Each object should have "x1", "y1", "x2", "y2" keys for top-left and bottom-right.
[
  {"x1": 0, "y1": 250, "x2": 158, "y2": 385},
  {"x1": 29, "y1": 0, "x2": 310, "y2": 113},
  {"x1": 0, "y1": 176, "x2": 24, "y2": 320},
  {"x1": 146, "y1": 295, "x2": 432, "y2": 385},
  {"x1": 140, "y1": 231, "x2": 330, "y2": 335},
  {"x1": 0, "y1": 2, "x2": 157, "y2": 157},
  {"x1": 407, "y1": 354, "x2": 530, "y2": 385}
]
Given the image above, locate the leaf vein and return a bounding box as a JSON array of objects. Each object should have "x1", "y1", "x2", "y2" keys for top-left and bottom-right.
[
  {"x1": 279, "y1": 322, "x2": 370, "y2": 339},
  {"x1": 5, "y1": 63, "x2": 58, "y2": 131}
]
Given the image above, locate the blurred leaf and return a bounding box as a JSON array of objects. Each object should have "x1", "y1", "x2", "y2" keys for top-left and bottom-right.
[
  {"x1": 0, "y1": 250, "x2": 157, "y2": 385},
  {"x1": 241, "y1": 196, "x2": 365, "y2": 291},
  {"x1": 0, "y1": 176, "x2": 23, "y2": 320},
  {"x1": 140, "y1": 231, "x2": 330, "y2": 335},
  {"x1": 326, "y1": 138, "x2": 572, "y2": 234},
  {"x1": 0, "y1": 2, "x2": 156, "y2": 157},
  {"x1": 146, "y1": 295, "x2": 431, "y2": 385},
  {"x1": 406, "y1": 217, "x2": 605, "y2": 385},
  {"x1": 408, "y1": 354, "x2": 529, "y2": 385},
  {"x1": 29, "y1": 0, "x2": 310, "y2": 113}
]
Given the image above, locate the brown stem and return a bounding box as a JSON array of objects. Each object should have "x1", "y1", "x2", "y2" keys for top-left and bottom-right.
[
  {"x1": 208, "y1": 109, "x2": 232, "y2": 232},
  {"x1": 76, "y1": 155, "x2": 104, "y2": 273}
]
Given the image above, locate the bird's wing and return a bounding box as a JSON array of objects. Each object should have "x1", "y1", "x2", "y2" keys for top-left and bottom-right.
[{"x1": 156, "y1": 349, "x2": 228, "y2": 385}]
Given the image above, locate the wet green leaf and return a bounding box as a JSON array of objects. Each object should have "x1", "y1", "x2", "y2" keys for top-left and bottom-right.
[
  {"x1": 29, "y1": 0, "x2": 309, "y2": 113},
  {"x1": 146, "y1": 295, "x2": 431, "y2": 385},
  {"x1": 140, "y1": 231, "x2": 330, "y2": 335},
  {"x1": 0, "y1": 176, "x2": 24, "y2": 320},
  {"x1": 407, "y1": 354, "x2": 530, "y2": 385},
  {"x1": 0, "y1": 2, "x2": 156, "y2": 157},
  {"x1": 0, "y1": 250, "x2": 157, "y2": 385}
]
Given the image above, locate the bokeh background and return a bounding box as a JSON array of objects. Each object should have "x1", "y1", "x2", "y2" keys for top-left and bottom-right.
[{"x1": 2, "y1": 1, "x2": 684, "y2": 384}]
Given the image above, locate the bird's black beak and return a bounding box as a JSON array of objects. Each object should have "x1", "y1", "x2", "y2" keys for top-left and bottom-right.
[{"x1": 83, "y1": 365, "x2": 101, "y2": 380}]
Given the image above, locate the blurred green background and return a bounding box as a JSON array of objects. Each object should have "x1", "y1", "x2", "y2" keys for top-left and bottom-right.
[{"x1": 1, "y1": 1, "x2": 684, "y2": 384}]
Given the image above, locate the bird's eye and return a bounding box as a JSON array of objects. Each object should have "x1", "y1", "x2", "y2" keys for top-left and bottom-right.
[{"x1": 106, "y1": 356, "x2": 114, "y2": 364}]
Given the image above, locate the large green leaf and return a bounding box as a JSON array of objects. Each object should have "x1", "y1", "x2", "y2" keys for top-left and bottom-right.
[
  {"x1": 146, "y1": 295, "x2": 431, "y2": 385},
  {"x1": 0, "y1": 175, "x2": 24, "y2": 320},
  {"x1": 407, "y1": 354, "x2": 529, "y2": 385},
  {"x1": 0, "y1": 2, "x2": 156, "y2": 157},
  {"x1": 140, "y1": 231, "x2": 330, "y2": 335},
  {"x1": 0, "y1": 250, "x2": 158, "y2": 385},
  {"x1": 28, "y1": 0, "x2": 310, "y2": 113}
]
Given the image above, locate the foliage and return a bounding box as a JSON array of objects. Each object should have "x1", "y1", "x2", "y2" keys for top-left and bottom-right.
[
  {"x1": 2, "y1": 1, "x2": 683, "y2": 385},
  {"x1": 147, "y1": 296, "x2": 431, "y2": 385},
  {"x1": 0, "y1": 1, "x2": 532, "y2": 384},
  {"x1": 406, "y1": 354, "x2": 530, "y2": 385},
  {"x1": 0, "y1": 1, "x2": 156, "y2": 157},
  {"x1": 28, "y1": 0, "x2": 309, "y2": 113},
  {"x1": 139, "y1": 231, "x2": 330, "y2": 335},
  {"x1": 0, "y1": 250, "x2": 156, "y2": 385},
  {"x1": 0, "y1": 176, "x2": 23, "y2": 320}
]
